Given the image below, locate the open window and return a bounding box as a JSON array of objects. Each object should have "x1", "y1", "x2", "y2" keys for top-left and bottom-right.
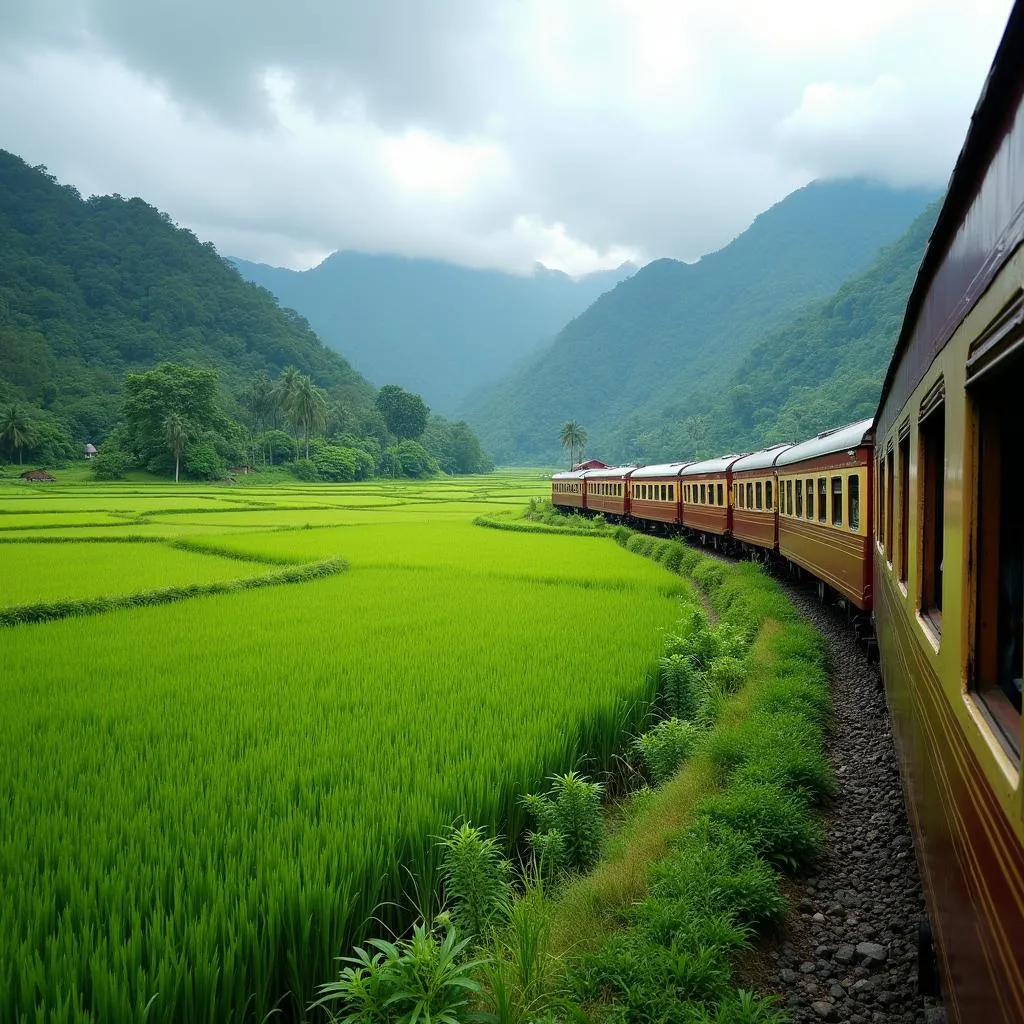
[
  {"x1": 966, "y1": 361, "x2": 1020, "y2": 756},
  {"x1": 766, "y1": 480, "x2": 773, "y2": 510},
  {"x1": 884, "y1": 451, "x2": 894, "y2": 559},
  {"x1": 717, "y1": 483, "x2": 724, "y2": 506},
  {"x1": 898, "y1": 429, "x2": 910, "y2": 584},
  {"x1": 805, "y1": 478, "x2": 813, "y2": 520},
  {"x1": 848, "y1": 475, "x2": 860, "y2": 531},
  {"x1": 919, "y1": 395, "x2": 944, "y2": 632},
  {"x1": 818, "y1": 478, "x2": 827, "y2": 524},
  {"x1": 795, "y1": 479, "x2": 803, "y2": 518},
  {"x1": 786, "y1": 479, "x2": 793, "y2": 516},
  {"x1": 831, "y1": 477, "x2": 843, "y2": 527},
  {"x1": 755, "y1": 481, "x2": 763, "y2": 509}
]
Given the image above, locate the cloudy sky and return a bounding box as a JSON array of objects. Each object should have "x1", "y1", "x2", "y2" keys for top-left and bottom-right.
[{"x1": 0, "y1": 0, "x2": 1014, "y2": 275}]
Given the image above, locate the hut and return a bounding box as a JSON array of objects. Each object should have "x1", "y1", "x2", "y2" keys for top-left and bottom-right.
[
  {"x1": 84, "y1": 443, "x2": 98, "y2": 459},
  {"x1": 20, "y1": 469, "x2": 55, "y2": 482}
]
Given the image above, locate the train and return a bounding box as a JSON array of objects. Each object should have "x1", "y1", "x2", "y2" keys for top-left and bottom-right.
[{"x1": 552, "y1": 5, "x2": 1024, "y2": 1021}]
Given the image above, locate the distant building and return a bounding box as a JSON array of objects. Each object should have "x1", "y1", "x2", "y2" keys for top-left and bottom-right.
[
  {"x1": 572, "y1": 459, "x2": 608, "y2": 471},
  {"x1": 84, "y1": 443, "x2": 98, "y2": 459},
  {"x1": 20, "y1": 469, "x2": 55, "y2": 482}
]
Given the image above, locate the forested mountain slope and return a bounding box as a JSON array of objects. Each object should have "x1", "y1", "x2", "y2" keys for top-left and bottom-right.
[
  {"x1": 462, "y1": 179, "x2": 936, "y2": 464},
  {"x1": 606, "y1": 201, "x2": 940, "y2": 464},
  {"x1": 232, "y1": 252, "x2": 634, "y2": 412},
  {"x1": 0, "y1": 151, "x2": 374, "y2": 444}
]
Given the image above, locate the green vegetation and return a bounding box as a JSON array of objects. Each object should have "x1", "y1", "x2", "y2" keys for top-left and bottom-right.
[
  {"x1": 464, "y1": 179, "x2": 936, "y2": 464},
  {"x1": 617, "y1": 200, "x2": 940, "y2": 461},
  {"x1": 313, "y1": 527, "x2": 833, "y2": 1024},
  {"x1": 0, "y1": 473, "x2": 690, "y2": 1023},
  {"x1": 559, "y1": 420, "x2": 588, "y2": 469},
  {"x1": 0, "y1": 152, "x2": 492, "y2": 478},
  {"x1": 232, "y1": 251, "x2": 633, "y2": 413}
]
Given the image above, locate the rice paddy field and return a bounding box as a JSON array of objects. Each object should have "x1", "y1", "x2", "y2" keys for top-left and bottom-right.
[{"x1": 0, "y1": 472, "x2": 691, "y2": 1023}]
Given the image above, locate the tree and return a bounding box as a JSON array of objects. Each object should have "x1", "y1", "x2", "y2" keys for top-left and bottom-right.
[
  {"x1": 375, "y1": 384, "x2": 429, "y2": 441},
  {"x1": 559, "y1": 420, "x2": 587, "y2": 469},
  {"x1": 291, "y1": 374, "x2": 328, "y2": 458},
  {"x1": 0, "y1": 405, "x2": 37, "y2": 465},
  {"x1": 163, "y1": 412, "x2": 188, "y2": 483},
  {"x1": 122, "y1": 363, "x2": 225, "y2": 473}
]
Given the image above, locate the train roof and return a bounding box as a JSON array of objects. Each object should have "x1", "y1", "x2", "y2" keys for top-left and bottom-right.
[
  {"x1": 679, "y1": 454, "x2": 746, "y2": 476},
  {"x1": 551, "y1": 470, "x2": 588, "y2": 480},
  {"x1": 775, "y1": 419, "x2": 873, "y2": 466},
  {"x1": 582, "y1": 465, "x2": 636, "y2": 479},
  {"x1": 630, "y1": 461, "x2": 691, "y2": 479},
  {"x1": 877, "y1": 1, "x2": 1024, "y2": 428},
  {"x1": 731, "y1": 444, "x2": 793, "y2": 472}
]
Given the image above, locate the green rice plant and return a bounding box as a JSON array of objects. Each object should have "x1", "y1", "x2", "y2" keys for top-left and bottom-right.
[
  {"x1": 658, "y1": 654, "x2": 699, "y2": 720},
  {"x1": 438, "y1": 824, "x2": 512, "y2": 941},
  {"x1": 522, "y1": 772, "x2": 605, "y2": 875},
  {"x1": 633, "y1": 719, "x2": 701, "y2": 786}
]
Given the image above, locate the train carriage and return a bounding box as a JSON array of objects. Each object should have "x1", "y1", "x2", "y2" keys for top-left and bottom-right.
[
  {"x1": 628, "y1": 463, "x2": 688, "y2": 525},
  {"x1": 731, "y1": 444, "x2": 792, "y2": 553},
  {"x1": 776, "y1": 420, "x2": 874, "y2": 610},
  {"x1": 680, "y1": 455, "x2": 743, "y2": 539},
  {"x1": 873, "y1": 7, "x2": 1024, "y2": 1018},
  {"x1": 584, "y1": 466, "x2": 634, "y2": 518},
  {"x1": 551, "y1": 470, "x2": 587, "y2": 511}
]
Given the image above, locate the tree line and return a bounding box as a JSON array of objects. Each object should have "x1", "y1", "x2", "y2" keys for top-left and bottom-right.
[{"x1": 84, "y1": 362, "x2": 492, "y2": 482}]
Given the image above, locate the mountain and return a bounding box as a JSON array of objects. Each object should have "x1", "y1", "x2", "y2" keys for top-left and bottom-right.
[
  {"x1": 461, "y1": 179, "x2": 938, "y2": 465},
  {"x1": 231, "y1": 252, "x2": 636, "y2": 412},
  {"x1": 607, "y1": 201, "x2": 940, "y2": 465},
  {"x1": 0, "y1": 150, "x2": 375, "y2": 445}
]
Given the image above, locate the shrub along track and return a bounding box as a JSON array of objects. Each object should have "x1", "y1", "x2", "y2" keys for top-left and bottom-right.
[{"x1": 746, "y1": 579, "x2": 938, "y2": 1024}]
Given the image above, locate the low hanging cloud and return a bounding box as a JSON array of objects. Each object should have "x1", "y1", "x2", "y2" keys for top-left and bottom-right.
[{"x1": 0, "y1": 0, "x2": 1013, "y2": 274}]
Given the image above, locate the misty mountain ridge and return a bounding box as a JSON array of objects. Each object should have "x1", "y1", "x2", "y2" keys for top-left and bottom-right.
[
  {"x1": 461, "y1": 178, "x2": 939, "y2": 464},
  {"x1": 231, "y1": 250, "x2": 637, "y2": 413}
]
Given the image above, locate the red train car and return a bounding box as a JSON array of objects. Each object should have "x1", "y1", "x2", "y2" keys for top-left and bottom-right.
[
  {"x1": 550, "y1": 470, "x2": 587, "y2": 510},
  {"x1": 628, "y1": 463, "x2": 688, "y2": 525},
  {"x1": 584, "y1": 466, "x2": 634, "y2": 518},
  {"x1": 731, "y1": 444, "x2": 792, "y2": 553},
  {"x1": 775, "y1": 420, "x2": 873, "y2": 610},
  {"x1": 680, "y1": 455, "x2": 743, "y2": 539},
  {"x1": 874, "y1": 5, "x2": 1024, "y2": 1017}
]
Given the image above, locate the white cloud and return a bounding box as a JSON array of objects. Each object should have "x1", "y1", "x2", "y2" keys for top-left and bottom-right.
[{"x1": 0, "y1": 0, "x2": 1014, "y2": 273}]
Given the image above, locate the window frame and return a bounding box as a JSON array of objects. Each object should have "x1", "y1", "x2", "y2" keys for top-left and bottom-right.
[
  {"x1": 830, "y1": 476, "x2": 843, "y2": 528},
  {"x1": 805, "y1": 478, "x2": 814, "y2": 521},
  {"x1": 848, "y1": 474, "x2": 860, "y2": 532},
  {"x1": 795, "y1": 479, "x2": 803, "y2": 518}
]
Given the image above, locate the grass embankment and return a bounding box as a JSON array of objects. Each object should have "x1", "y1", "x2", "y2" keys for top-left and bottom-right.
[{"x1": 314, "y1": 519, "x2": 832, "y2": 1024}]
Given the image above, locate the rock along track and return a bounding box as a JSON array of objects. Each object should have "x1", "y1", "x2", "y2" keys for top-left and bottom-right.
[{"x1": 756, "y1": 577, "x2": 944, "y2": 1024}]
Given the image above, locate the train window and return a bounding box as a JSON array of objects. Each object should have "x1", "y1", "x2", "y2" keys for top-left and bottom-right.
[
  {"x1": 766, "y1": 480, "x2": 773, "y2": 509},
  {"x1": 818, "y1": 478, "x2": 827, "y2": 524},
  {"x1": 699, "y1": 483, "x2": 705, "y2": 503},
  {"x1": 919, "y1": 402, "x2": 945, "y2": 630},
  {"x1": 786, "y1": 479, "x2": 793, "y2": 516},
  {"x1": 668, "y1": 484, "x2": 674, "y2": 500},
  {"x1": 755, "y1": 482, "x2": 763, "y2": 509},
  {"x1": 848, "y1": 475, "x2": 860, "y2": 531},
  {"x1": 875, "y1": 459, "x2": 883, "y2": 542},
  {"x1": 831, "y1": 477, "x2": 842, "y2": 527},
  {"x1": 745, "y1": 482, "x2": 752, "y2": 508},
  {"x1": 885, "y1": 452, "x2": 894, "y2": 558},
  {"x1": 717, "y1": 484, "x2": 724, "y2": 506},
  {"x1": 659, "y1": 484, "x2": 665, "y2": 501},
  {"x1": 795, "y1": 480, "x2": 803, "y2": 517},
  {"x1": 899, "y1": 434, "x2": 910, "y2": 584},
  {"x1": 968, "y1": 371, "x2": 1020, "y2": 755},
  {"x1": 805, "y1": 478, "x2": 813, "y2": 520}
]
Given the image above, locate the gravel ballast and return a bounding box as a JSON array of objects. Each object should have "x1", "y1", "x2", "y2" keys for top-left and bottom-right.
[{"x1": 758, "y1": 580, "x2": 945, "y2": 1024}]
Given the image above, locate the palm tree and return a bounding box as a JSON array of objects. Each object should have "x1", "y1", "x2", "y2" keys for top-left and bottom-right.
[
  {"x1": 292, "y1": 375, "x2": 328, "y2": 458},
  {"x1": 0, "y1": 405, "x2": 36, "y2": 465},
  {"x1": 559, "y1": 421, "x2": 587, "y2": 469},
  {"x1": 273, "y1": 366, "x2": 302, "y2": 435},
  {"x1": 242, "y1": 372, "x2": 274, "y2": 464},
  {"x1": 163, "y1": 412, "x2": 188, "y2": 483}
]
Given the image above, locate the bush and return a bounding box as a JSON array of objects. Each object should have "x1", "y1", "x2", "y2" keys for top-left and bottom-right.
[
  {"x1": 694, "y1": 783, "x2": 825, "y2": 873},
  {"x1": 521, "y1": 771, "x2": 604, "y2": 875},
  {"x1": 438, "y1": 823, "x2": 512, "y2": 940},
  {"x1": 658, "y1": 654, "x2": 699, "y2": 721},
  {"x1": 634, "y1": 718, "x2": 700, "y2": 786},
  {"x1": 290, "y1": 458, "x2": 319, "y2": 481},
  {"x1": 184, "y1": 439, "x2": 226, "y2": 480},
  {"x1": 310, "y1": 442, "x2": 358, "y2": 482},
  {"x1": 91, "y1": 447, "x2": 131, "y2": 481}
]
